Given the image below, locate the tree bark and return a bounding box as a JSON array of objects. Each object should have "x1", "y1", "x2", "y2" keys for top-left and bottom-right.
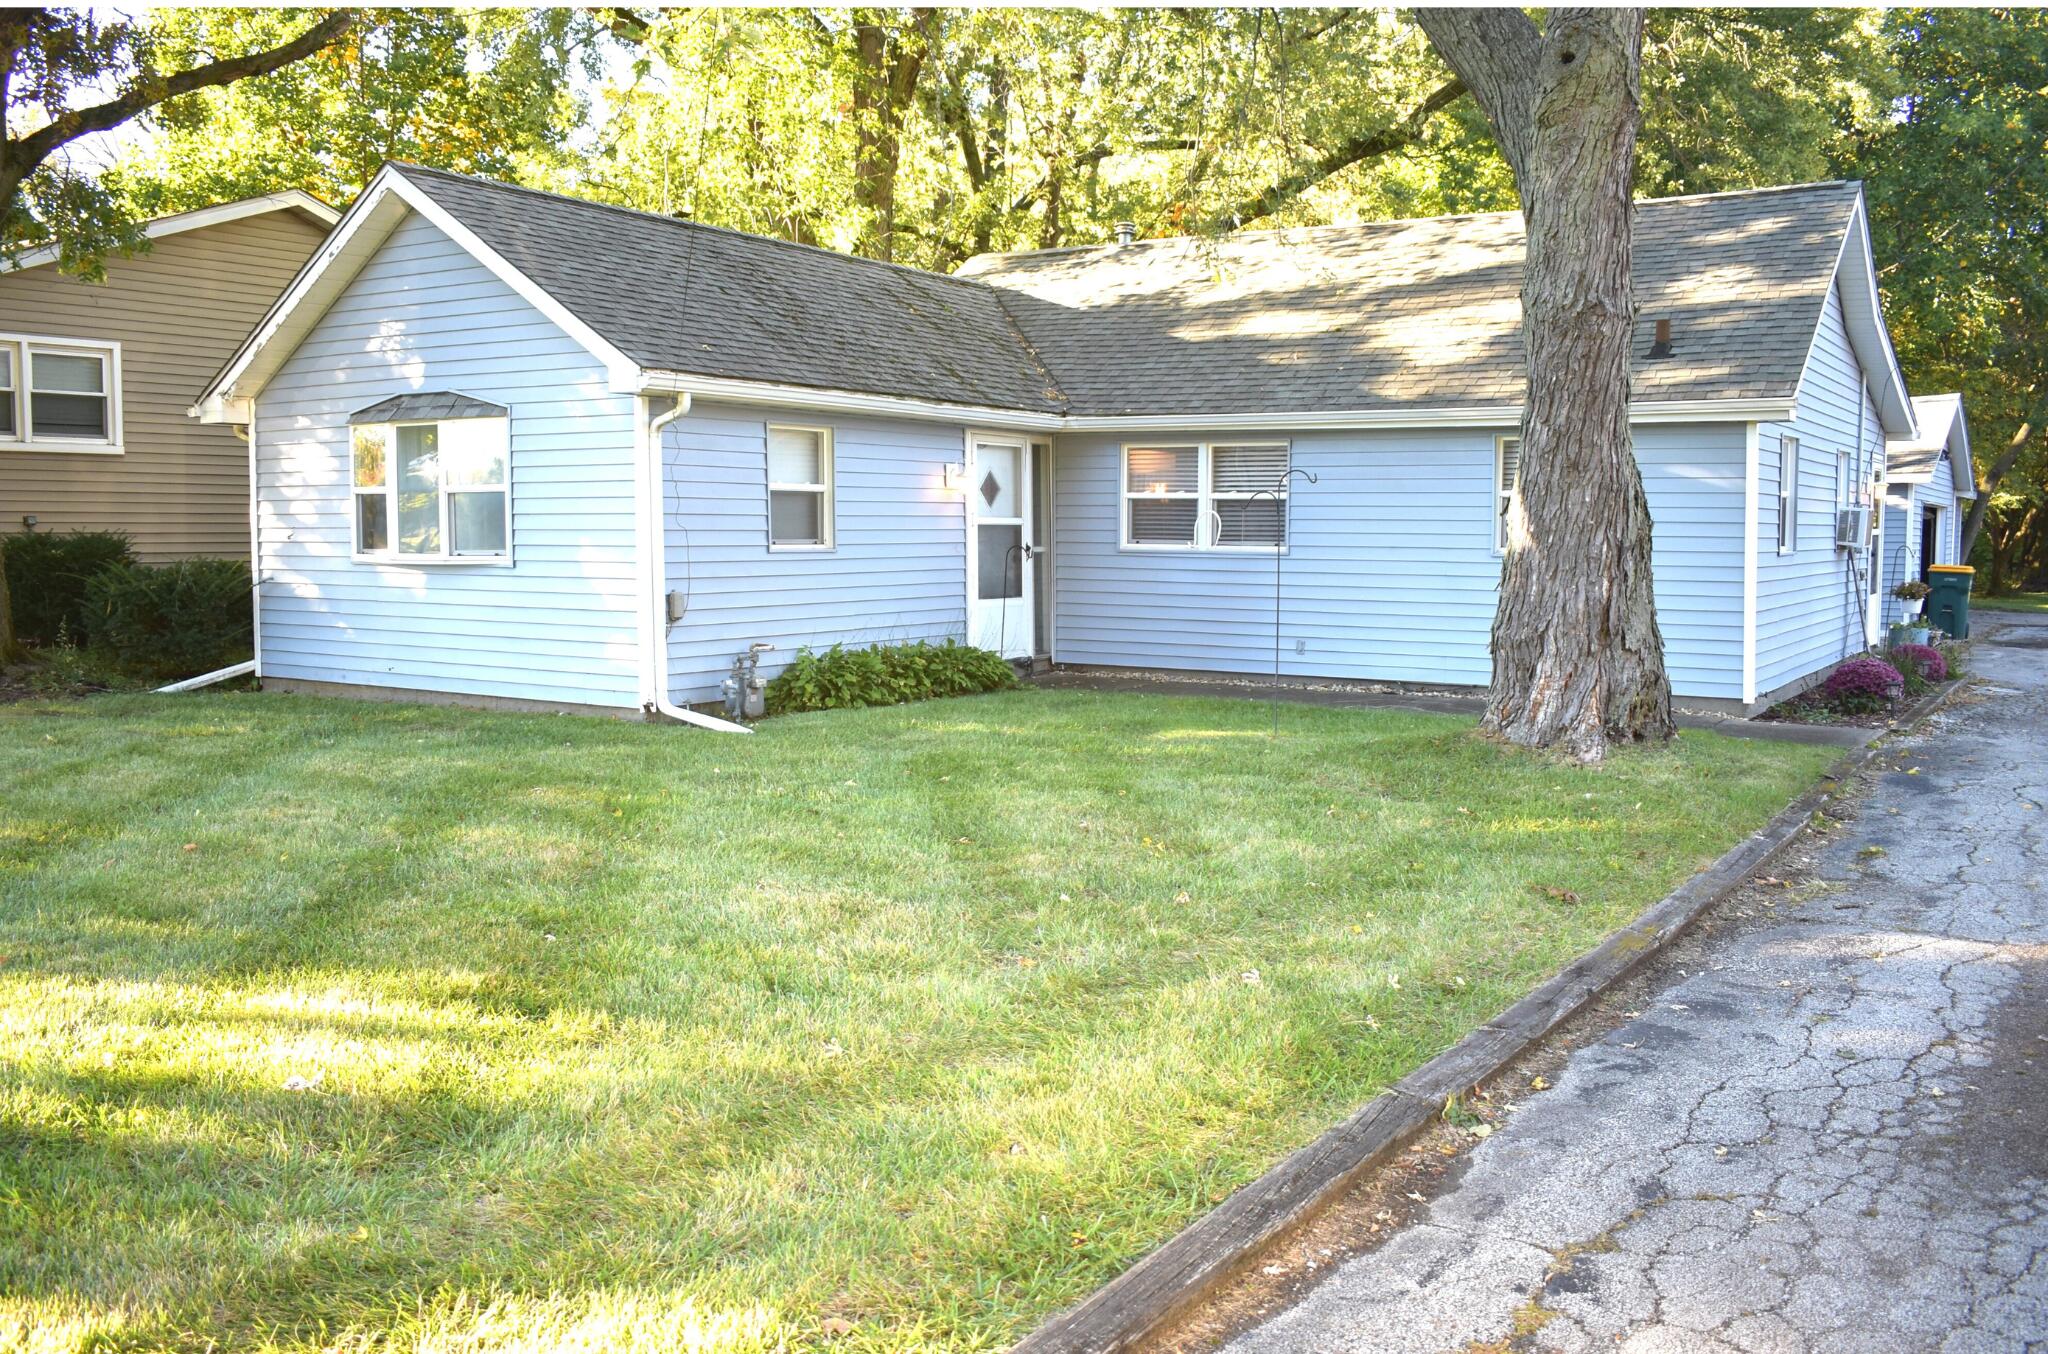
[
  {"x1": 1414, "y1": 8, "x2": 1671, "y2": 762},
  {"x1": 849, "y1": 9, "x2": 935, "y2": 263}
]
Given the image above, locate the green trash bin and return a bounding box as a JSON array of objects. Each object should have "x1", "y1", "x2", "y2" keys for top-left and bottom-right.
[{"x1": 1927, "y1": 564, "x2": 1973, "y2": 639}]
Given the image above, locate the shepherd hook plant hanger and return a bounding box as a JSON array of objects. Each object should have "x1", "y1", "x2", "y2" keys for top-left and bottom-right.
[{"x1": 1248, "y1": 468, "x2": 1318, "y2": 737}]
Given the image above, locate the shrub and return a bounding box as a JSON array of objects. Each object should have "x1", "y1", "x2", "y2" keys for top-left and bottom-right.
[
  {"x1": 765, "y1": 639, "x2": 1018, "y2": 715},
  {"x1": 1888, "y1": 642, "x2": 1947, "y2": 685},
  {"x1": 1, "y1": 530, "x2": 134, "y2": 645},
  {"x1": 1820, "y1": 657, "x2": 1905, "y2": 713},
  {"x1": 83, "y1": 559, "x2": 253, "y2": 679}
]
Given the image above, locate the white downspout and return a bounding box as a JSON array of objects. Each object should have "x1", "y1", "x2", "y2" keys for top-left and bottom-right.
[{"x1": 640, "y1": 392, "x2": 752, "y2": 734}]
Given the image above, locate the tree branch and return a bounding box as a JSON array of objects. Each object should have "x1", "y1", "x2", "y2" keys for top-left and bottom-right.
[
  {"x1": 7, "y1": 10, "x2": 359, "y2": 180},
  {"x1": 1961, "y1": 385, "x2": 2047, "y2": 562},
  {"x1": 1207, "y1": 76, "x2": 1467, "y2": 230},
  {"x1": 1409, "y1": 7, "x2": 1543, "y2": 186}
]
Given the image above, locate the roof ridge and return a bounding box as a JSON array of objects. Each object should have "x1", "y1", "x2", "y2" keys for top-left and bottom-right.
[
  {"x1": 391, "y1": 162, "x2": 1010, "y2": 299},
  {"x1": 959, "y1": 180, "x2": 1862, "y2": 269}
]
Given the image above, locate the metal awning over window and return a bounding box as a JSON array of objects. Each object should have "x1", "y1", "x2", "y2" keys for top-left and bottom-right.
[{"x1": 349, "y1": 392, "x2": 508, "y2": 424}]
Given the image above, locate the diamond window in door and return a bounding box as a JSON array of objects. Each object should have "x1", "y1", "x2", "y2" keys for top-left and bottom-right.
[{"x1": 977, "y1": 444, "x2": 1019, "y2": 517}]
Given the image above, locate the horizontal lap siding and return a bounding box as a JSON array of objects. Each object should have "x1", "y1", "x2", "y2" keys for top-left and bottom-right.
[
  {"x1": 1757, "y1": 283, "x2": 1880, "y2": 694},
  {"x1": 1881, "y1": 499, "x2": 1914, "y2": 625},
  {"x1": 1050, "y1": 424, "x2": 1745, "y2": 700},
  {"x1": 0, "y1": 212, "x2": 327, "y2": 561},
  {"x1": 253, "y1": 213, "x2": 640, "y2": 708},
  {"x1": 662, "y1": 401, "x2": 969, "y2": 703}
]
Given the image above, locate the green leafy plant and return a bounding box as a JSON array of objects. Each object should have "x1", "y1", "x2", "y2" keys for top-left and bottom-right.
[
  {"x1": 1891, "y1": 579, "x2": 1932, "y2": 602},
  {"x1": 83, "y1": 558, "x2": 252, "y2": 679},
  {"x1": 764, "y1": 639, "x2": 1017, "y2": 715},
  {"x1": 1, "y1": 530, "x2": 135, "y2": 646}
]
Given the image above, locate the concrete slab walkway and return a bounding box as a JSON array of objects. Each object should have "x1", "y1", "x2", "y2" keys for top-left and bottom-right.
[{"x1": 1220, "y1": 614, "x2": 2048, "y2": 1353}]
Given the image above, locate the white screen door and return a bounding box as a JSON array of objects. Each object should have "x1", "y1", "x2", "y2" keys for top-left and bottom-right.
[{"x1": 968, "y1": 435, "x2": 1033, "y2": 657}]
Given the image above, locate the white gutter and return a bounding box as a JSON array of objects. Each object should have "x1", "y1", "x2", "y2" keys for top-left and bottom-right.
[
  {"x1": 155, "y1": 660, "x2": 257, "y2": 693},
  {"x1": 638, "y1": 392, "x2": 752, "y2": 734}
]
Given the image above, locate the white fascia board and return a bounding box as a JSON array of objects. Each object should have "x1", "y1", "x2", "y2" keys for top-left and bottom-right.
[
  {"x1": 637, "y1": 370, "x2": 1065, "y2": 430},
  {"x1": 8, "y1": 190, "x2": 339, "y2": 273},
  {"x1": 193, "y1": 169, "x2": 414, "y2": 421},
  {"x1": 1059, "y1": 398, "x2": 1790, "y2": 433},
  {"x1": 1947, "y1": 400, "x2": 1976, "y2": 495},
  {"x1": 1795, "y1": 193, "x2": 1916, "y2": 440}
]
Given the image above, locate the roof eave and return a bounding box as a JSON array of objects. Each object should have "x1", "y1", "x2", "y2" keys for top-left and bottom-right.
[{"x1": 8, "y1": 190, "x2": 339, "y2": 275}]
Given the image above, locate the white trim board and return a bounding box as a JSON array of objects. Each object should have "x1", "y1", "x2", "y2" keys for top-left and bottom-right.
[{"x1": 6, "y1": 190, "x2": 338, "y2": 274}]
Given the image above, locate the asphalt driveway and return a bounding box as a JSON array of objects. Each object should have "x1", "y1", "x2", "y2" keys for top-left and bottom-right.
[{"x1": 1226, "y1": 614, "x2": 2048, "y2": 1353}]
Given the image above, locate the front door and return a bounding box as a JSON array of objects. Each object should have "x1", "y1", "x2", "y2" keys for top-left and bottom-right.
[
  {"x1": 1921, "y1": 508, "x2": 1940, "y2": 579},
  {"x1": 968, "y1": 435, "x2": 1034, "y2": 658}
]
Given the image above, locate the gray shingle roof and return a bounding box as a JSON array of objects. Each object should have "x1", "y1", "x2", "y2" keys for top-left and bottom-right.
[
  {"x1": 960, "y1": 181, "x2": 1863, "y2": 418},
  {"x1": 396, "y1": 166, "x2": 1863, "y2": 421},
  {"x1": 351, "y1": 391, "x2": 508, "y2": 423},
  {"x1": 1886, "y1": 393, "x2": 1963, "y2": 483},
  {"x1": 395, "y1": 165, "x2": 1063, "y2": 413}
]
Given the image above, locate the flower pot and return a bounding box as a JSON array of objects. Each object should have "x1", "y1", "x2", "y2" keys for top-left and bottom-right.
[{"x1": 1905, "y1": 625, "x2": 1930, "y2": 646}]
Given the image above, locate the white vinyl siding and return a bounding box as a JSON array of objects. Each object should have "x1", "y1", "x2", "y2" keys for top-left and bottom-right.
[
  {"x1": 1061, "y1": 422, "x2": 1747, "y2": 702},
  {"x1": 253, "y1": 211, "x2": 640, "y2": 709},
  {"x1": 1756, "y1": 280, "x2": 1882, "y2": 694},
  {"x1": 660, "y1": 401, "x2": 975, "y2": 704}
]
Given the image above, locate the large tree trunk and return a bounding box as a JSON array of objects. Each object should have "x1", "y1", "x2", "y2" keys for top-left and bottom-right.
[{"x1": 1415, "y1": 9, "x2": 1671, "y2": 762}]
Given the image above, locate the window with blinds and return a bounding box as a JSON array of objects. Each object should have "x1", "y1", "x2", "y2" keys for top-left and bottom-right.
[
  {"x1": 768, "y1": 425, "x2": 833, "y2": 549},
  {"x1": 1496, "y1": 436, "x2": 1521, "y2": 553},
  {"x1": 1122, "y1": 442, "x2": 1291, "y2": 550}
]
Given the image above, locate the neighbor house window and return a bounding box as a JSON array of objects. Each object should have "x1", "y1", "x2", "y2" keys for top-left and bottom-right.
[
  {"x1": 349, "y1": 411, "x2": 510, "y2": 561},
  {"x1": 767, "y1": 425, "x2": 833, "y2": 549},
  {"x1": 0, "y1": 335, "x2": 120, "y2": 451},
  {"x1": 1122, "y1": 442, "x2": 1290, "y2": 549},
  {"x1": 1495, "y1": 435, "x2": 1521, "y2": 553},
  {"x1": 1777, "y1": 436, "x2": 1798, "y2": 553}
]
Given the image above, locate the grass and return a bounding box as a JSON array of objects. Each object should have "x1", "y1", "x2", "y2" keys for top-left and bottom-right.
[
  {"x1": 1970, "y1": 590, "x2": 2048, "y2": 614},
  {"x1": 0, "y1": 689, "x2": 1837, "y2": 1353}
]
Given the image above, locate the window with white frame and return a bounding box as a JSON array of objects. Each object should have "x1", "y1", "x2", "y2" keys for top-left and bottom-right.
[
  {"x1": 1122, "y1": 442, "x2": 1291, "y2": 549},
  {"x1": 767, "y1": 424, "x2": 833, "y2": 548},
  {"x1": 1495, "y1": 436, "x2": 1521, "y2": 553},
  {"x1": 350, "y1": 415, "x2": 510, "y2": 560},
  {"x1": 1777, "y1": 436, "x2": 1798, "y2": 552},
  {"x1": 0, "y1": 335, "x2": 120, "y2": 451}
]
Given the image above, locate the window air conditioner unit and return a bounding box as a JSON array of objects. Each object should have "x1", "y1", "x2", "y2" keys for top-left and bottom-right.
[{"x1": 1835, "y1": 506, "x2": 1869, "y2": 550}]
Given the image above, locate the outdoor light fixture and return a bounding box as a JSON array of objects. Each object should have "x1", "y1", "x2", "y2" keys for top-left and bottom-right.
[{"x1": 943, "y1": 462, "x2": 967, "y2": 488}]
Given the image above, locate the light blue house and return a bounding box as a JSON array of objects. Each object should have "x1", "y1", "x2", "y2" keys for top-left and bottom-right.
[
  {"x1": 1881, "y1": 393, "x2": 1976, "y2": 626},
  {"x1": 195, "y1": 166, "x2": 1924, "y2": 726}
]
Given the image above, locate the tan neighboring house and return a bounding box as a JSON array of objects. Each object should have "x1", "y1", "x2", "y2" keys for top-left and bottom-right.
[{"x1": 0, "y1": 192, "x2": 337, "y2": 562}]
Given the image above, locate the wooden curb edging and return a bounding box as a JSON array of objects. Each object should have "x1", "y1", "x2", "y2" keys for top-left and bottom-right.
[{"x1": 1012, "y1": 679, "x2": 1968, "y2": 1354}]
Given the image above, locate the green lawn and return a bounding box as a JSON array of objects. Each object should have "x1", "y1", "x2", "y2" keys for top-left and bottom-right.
[
  {"x1": 0, "y1": 689, "x2": 1835, "y2": 1353},
  {"x1": 1971, "y1": 590, "x2": 2048, "y2": 613}
]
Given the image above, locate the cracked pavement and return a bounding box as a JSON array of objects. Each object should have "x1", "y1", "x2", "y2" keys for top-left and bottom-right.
[{"x1": 1226, "y1": 616, "x2": 2048, "y2": 1354}]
